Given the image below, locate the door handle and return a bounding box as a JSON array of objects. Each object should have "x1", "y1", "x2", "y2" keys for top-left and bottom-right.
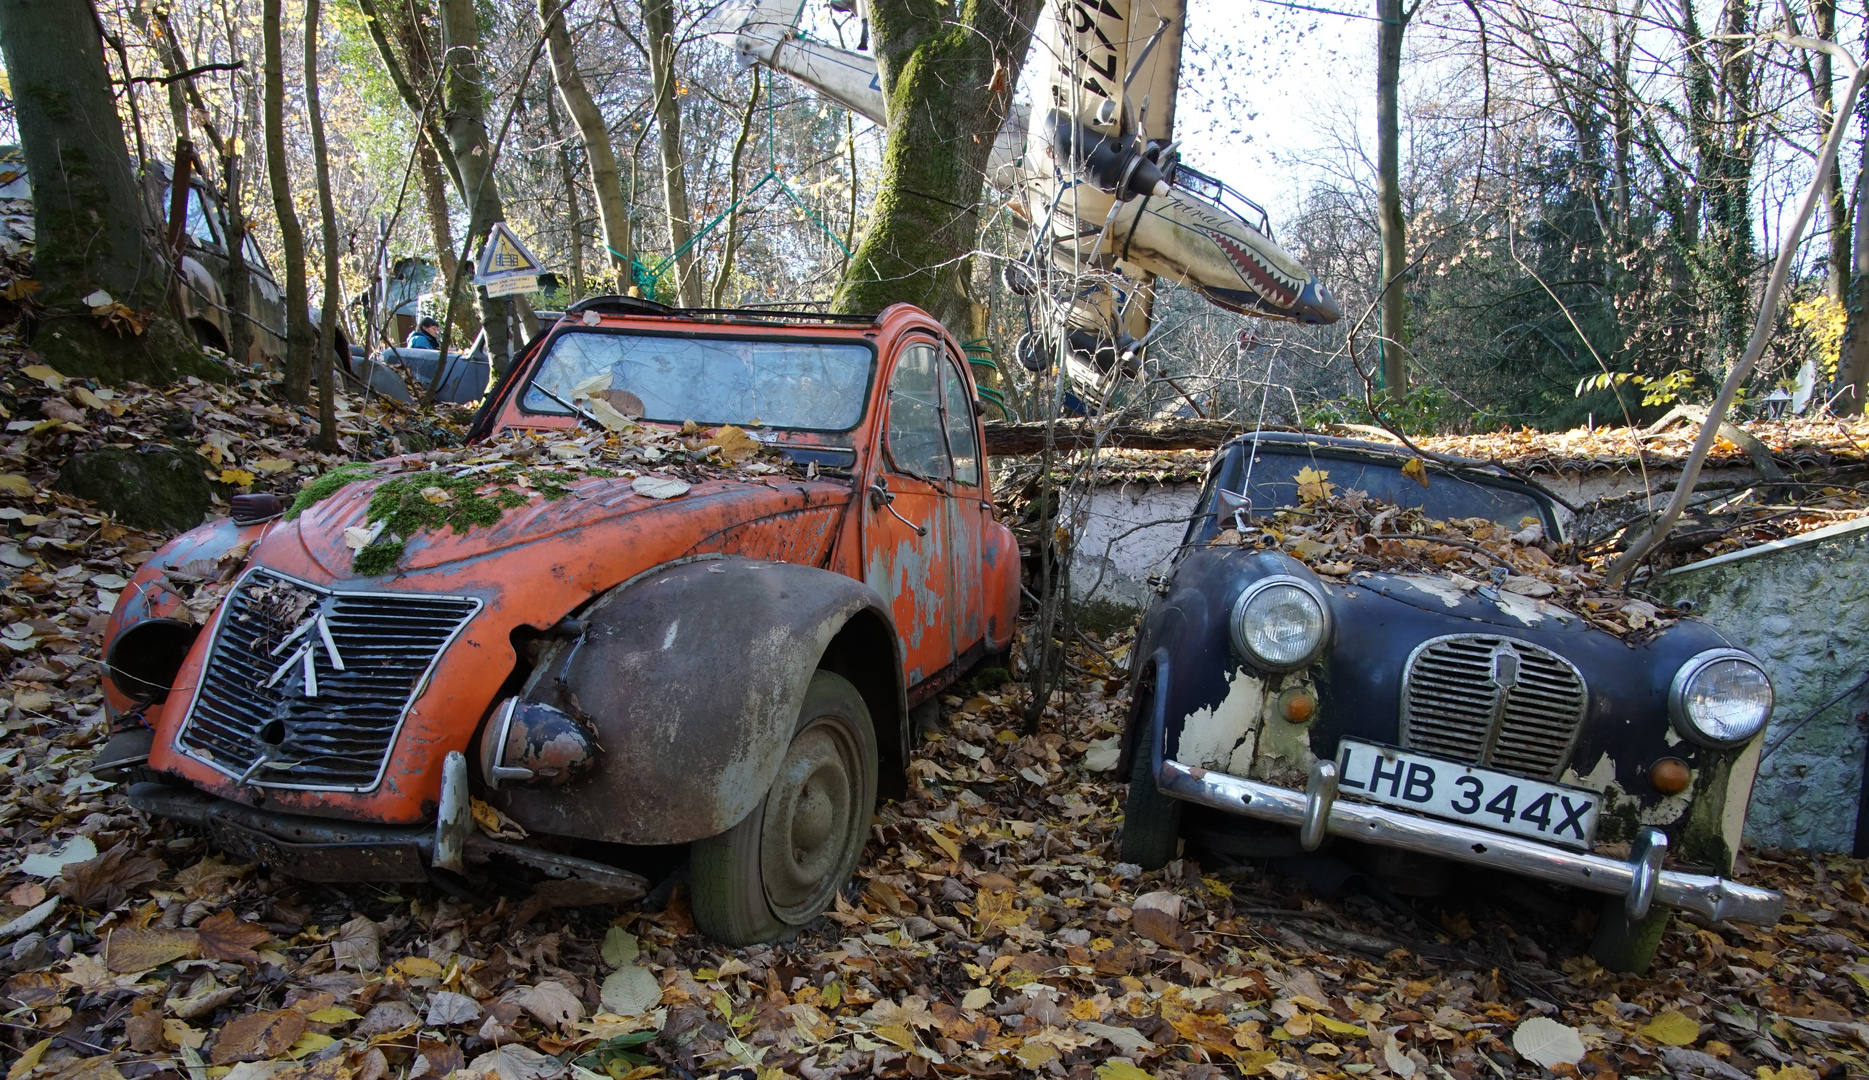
[{"x1": 868, "y1": 476, "x2": 927, "y2": 536}]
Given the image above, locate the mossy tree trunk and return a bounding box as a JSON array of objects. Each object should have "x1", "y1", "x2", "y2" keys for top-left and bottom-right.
[
  {"x1": 644, "y1": 0, "x2": 701, "y2": 307},
  {"x1": 439, "y1": 0, "x2": 517, "y2": 363},
  {"x1": 0, "y1": 0, "x2": 208, "y2": 383},
  {"x1": 541, "y1": 0, "x2": 632, "y2": 281},
  {"x1": 830, "y1": 0, "x2": 1040, "y2": 332},
  {"x1": 1375, "y1": 0, "x2": 1413, "y2": 399}
]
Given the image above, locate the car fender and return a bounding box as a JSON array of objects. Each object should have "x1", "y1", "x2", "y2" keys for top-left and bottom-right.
[
  {"x1": 982, "y1": 520, "x2": 1020, "y2": 652},
  {"x1": 493, "y1": 557, "x2": 907, "y2": 845}
]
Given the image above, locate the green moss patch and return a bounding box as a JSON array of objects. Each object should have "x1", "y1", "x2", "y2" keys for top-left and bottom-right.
[{"x1": 286, "y1": 463, "x2": 380, "y2": 520}]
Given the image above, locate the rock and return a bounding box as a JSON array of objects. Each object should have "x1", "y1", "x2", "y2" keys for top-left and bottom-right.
[{"x1": 55, "y1": 448, "x2": 212, "y2": 533}]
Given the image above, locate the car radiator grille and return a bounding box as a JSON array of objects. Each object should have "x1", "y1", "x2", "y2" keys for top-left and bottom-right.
[
  {"x1": 1399, "y1": 634, "x2": 1588, "y2": 780},
  {"x1": 177, "y1": 568, "x2": 480, "y2": 791}
]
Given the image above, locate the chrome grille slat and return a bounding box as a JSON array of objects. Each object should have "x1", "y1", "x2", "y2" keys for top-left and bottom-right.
[
  {"x1": 1400, "y1": 634, "x2": 1588, "y2": 780},
  {"x1": 176, "y1": 568, "x2": 480, "y2": 791}
]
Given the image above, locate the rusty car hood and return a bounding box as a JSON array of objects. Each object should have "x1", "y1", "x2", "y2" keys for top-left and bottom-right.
[{"x1": 271, "y1": 472, "x2": 854, "y2": 578}]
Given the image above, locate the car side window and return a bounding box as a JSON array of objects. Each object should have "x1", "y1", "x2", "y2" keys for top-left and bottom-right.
[
  {"x1": 941, "y1": 356, "x2": 980, "y2": 487},
  {"x1": 886, "y1": 343, "x2": 952, "y2": 481}
]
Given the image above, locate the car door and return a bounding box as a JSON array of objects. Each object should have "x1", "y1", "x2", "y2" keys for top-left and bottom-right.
[
  {"x1": 863, "y1": 339, "x2": 958, "y2": 686},
  {"x1": 939, "y1": 350, "x2": 988, "y2": 656}
]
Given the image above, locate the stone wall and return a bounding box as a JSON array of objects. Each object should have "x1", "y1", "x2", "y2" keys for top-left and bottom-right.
[{"x1": 1657, "y1": 518, "x2": 1869, "y2": 854}]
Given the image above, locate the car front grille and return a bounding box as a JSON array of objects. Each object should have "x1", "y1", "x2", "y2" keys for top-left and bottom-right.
[
  {"x1": 1399, "y1": 634, "x2": 1587, "y2": 780},
  {"x1": 177, "y1": 568, "x2": 480, "y2": 791}
]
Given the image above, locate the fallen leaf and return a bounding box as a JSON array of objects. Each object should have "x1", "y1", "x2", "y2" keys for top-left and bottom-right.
[
  {"x1": 1094, "y1": 1062, "x2": 1155, "y2": 1080},
  {"x1": 631, "y1": 475, "x2": 690, "y2": 500},
  {"x1": 426, "y1": 991, "x2": 483, "y2": 1026},
  {"x1": 0, "y1": 474, "x2": 32, "y2": 498},
  {"x1": 56, "y1": 842, "x2": 161, "y2": 910},
  {"x1": 709, "y1": 424, "x2": 760, "y2": 463},
  {"x1": 5, "y1": 971, "x2": 63, "y2": 1008},
  {"x1": 195, "y1": 909, "x2": 274, "y2": 963},
  {"x1": 19, "y1": 836, "x2": 97, "y2": 878},
  {"x1": 1512, "y1": 1016, "x2": 1585, "y2": 1068},
  {"x1": 20, "y1": 364, "x2": 65, "y2": 390},
  {"x1": 1402, "y1": 456, "x2": 1430, "y2": 487},
  {"x1": 601, "y1": 927, "x2": 640, "y2": 968},
  {"x1": 599, "y1": 965, "x2": 660, "y2": 1016},
  {"x1": 218, "y1": 468, "x2": 257, "y2": 487},
  {"x1": 329, "y1": 915, "x2": 383, "y2": 971},
  {"x1": 504, "y1": 981, "x2": 584, "y2": 1031},
  {"x1": 211, "y1": 1009, "x2": 309, "y2": 1064},
  {"x1": 470, "y1": 1045, "x2": 568, "y2": 1080},
  {"x1": 104, "y1": 927, "x2": 199, "y2": 973},
  {"x1": 1640, "y1": 1009, "x2": 1702, "y2": 1046}
]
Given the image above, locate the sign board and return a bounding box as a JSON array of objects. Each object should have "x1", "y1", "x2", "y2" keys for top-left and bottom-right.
[
  {"x1": 484, "y1": 275, "x2": 538, "y2": 298},
  {"x1": 474, "y1": 222, "x2": 544, "y2": 284}
]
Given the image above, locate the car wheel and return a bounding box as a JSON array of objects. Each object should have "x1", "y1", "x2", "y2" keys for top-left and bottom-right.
[
  {"x1": 690, "y1": 671, "x2": 878, "y2": 945},
  {"x1": 1589, "y1": 897, "x2": 1669, "y2": 974},
  {"x1": 1120, "y1": 730, "x2": 1182, "y2": 869}
]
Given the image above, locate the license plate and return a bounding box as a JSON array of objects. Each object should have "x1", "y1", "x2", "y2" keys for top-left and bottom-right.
[{"x1": 1334, "y1": 739, "x2": 1600, "y2": 850}]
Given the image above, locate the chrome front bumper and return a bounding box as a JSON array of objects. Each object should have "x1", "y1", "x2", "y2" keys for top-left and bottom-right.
[{"x1": 1158, "y1": 756, "x2": 1784, "y2": 926}]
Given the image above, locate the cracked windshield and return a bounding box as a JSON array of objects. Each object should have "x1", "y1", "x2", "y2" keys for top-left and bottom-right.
[{"x1": 522, "y1": 331, "x2": 873, "y2": 430}]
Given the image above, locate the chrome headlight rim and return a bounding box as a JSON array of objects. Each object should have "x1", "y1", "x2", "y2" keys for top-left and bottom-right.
[
  {"x1": 1229, "y1": 573, "x2": 1331, "y2": 672},
  {"x1": 1668, "y1": 647, "x2": 1773, "y2": 749}
]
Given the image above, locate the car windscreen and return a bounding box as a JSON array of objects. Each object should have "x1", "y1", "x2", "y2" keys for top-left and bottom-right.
[
  {"x1": 1239, "y1": 447, "x2": 1549, "y2": 528},
  {"x1": 521, "y1": 330, "x2": 874, "y2": 431}
]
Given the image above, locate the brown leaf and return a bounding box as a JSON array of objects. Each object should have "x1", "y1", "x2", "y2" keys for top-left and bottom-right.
[
  {"x1": 104, "y1": 927, "x2": 200, "y2": 973},
  {"x1": 56, "y1": 844, "x2": 161, "y2": 911},
  {"x1": 1132, "y1": 906, "x2": 1196, "y2": 951},
  {"x1": 125, "y1": 1000, "x2": 167, "y2": 1053},
  {"x1": 330, "y1": 915, "x2": 382, "y2": 972},
  {"x1": 4, "y1": 971, "x2": 63, "y2": 1008},
  {"x1": 210, "y1": 1009, "x2": 308, "y2": 1064},
  {"x1": 195, "y1": 909, "x2": 274, "y2": 964}
]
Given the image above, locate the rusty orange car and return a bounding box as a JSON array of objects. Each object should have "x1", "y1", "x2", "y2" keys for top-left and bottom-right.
[{"x1": 97, "y1": 297, "x2": 1021, "y2": 943}]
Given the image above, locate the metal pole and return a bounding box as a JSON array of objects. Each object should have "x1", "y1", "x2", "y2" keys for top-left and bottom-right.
[{"x1": 504, "y1": 295, "x2": 516, "y2": 375}]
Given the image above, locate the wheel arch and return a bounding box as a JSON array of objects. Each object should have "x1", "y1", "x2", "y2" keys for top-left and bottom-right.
[{"x1": 492, "y1": 557, "x2": 907, "y2": 845}]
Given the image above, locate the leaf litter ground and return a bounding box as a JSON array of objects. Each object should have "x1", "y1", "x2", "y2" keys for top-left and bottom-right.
[{"x1": 0, "y1": 353, "x2": 1862, "y2": 1080}]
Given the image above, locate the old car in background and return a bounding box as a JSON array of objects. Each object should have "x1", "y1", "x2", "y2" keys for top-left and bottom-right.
[
  {"x1": 1119, "y1": 431, "x2": 1782, "y2": 971},
  {"x1": 98, "y1": 296, "x2": 1021, "y2": 944}
]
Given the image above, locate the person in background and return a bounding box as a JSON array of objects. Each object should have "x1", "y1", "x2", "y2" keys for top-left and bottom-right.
[{"x1": 406, "y1": 316, "x2": 442, "y2": 351}]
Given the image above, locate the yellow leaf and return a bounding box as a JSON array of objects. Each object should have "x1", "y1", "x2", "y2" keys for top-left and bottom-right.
[
  {"x1": 1014, "y1": 1040, "x2": 1059, "y2": 1069},
  {"x1": 1095, "y1": 1063, "x2": 1156, "y2": 1080},
  {"x1": 72, "y1": 387, "x2": 108, "y2": 411},
  {"x1": 1201, "y1": 877, "x2": 1233, "y2": 899},
  {"x1": 218, "y1": 469, "x2": 257, "y2": 488},
  {"x1": 709, "y1": 424, "x2": 760, "y2": 463},
  {"x1": 0, "y1": 474, "x2": 33, "y2": 498},
  {"x1": 6, "y1": 1037, "x2": 52, "y2": 1080},
  {"x1": 873, "y1": 1023, "x2": 917, "y2": 1049},
  {"x1": 162, "y1": 1019, "x2": 205, "y2": 1049},
  {"x1": 1313, "y1": 1014, "x2": 1369, "y2": 1038},
  {"x1": 305, "y1": 1006, "x2": 363, "y2": 1023},
  {"x1": 1235, "y1": 1049, "x2": 1280, "y2": 1075},
  {"x1": 1402, "y1": 457, "x2": 1430, "y2": 488},
  {"x1": 252, "y1": 458, "x2": 296, "y2": 474},
  {"x1": 287, "y1": 1032, "x2": 336, "y2": 1058},
  {"x1": 388, "y1": 956, "x2": 445, "y2": 979},
  {"x1": 1639, "y1": 1010, "x2": 1701, "y2": 1047},
  {"x1": 20, "y1": 364, "x2": 64, "y2": 390},
  {"x1": 1294, "y1": 466, "x2": 1334, "y2": 503},
  {"x1": 1756, "y1": 1067, "x2": 1818, "y2": 1080}
]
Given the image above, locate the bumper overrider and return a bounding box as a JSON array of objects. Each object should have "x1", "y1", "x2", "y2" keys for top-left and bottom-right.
[{"x1": 1141, "y1": 675, "x2": 1783, "y2": 928}]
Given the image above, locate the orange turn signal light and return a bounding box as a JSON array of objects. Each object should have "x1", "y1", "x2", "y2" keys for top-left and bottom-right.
[
  {"x1": 1650, "y1": 757, "x2": 1691, "y2": 795},
  {"x1": 1279, "y1": 688, "x2": 1317, "y2": 724}
]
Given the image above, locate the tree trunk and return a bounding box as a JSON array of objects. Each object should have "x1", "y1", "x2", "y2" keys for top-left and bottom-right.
[
  {"x1": 0, "y1": 0, "x2": 203, "y2": 383},
  {"x1": 643, "y1": 0, "x2": 701, "y2": 307},
  {"x1": 1842, "y1": 146, "x2": 1869, "y2": 414},
  {"x1": 831, "y1": 0, "x2": 1040, "y2": 331},
  {"x1": 711, "y1": 68, "x2": 762, "y2": 307},
  {"x1": 306, "y1": 0, "x2": 340, "y2": 451},
  {"x1": 541, "y1": 0, "x2": 632, "y2": 278},
  {"x1": 1375, "y1": 0, "x2": 1410, "y2": 398},
  {"x1": 1810, "y1": 0, "x2": 1849, "y2": 303},
  {"x1": 439, "y1": 0, "x2": 514, "y2": 365},
  {"x1": 263, "y1": 0, "x2": 316, "y2": 403},
  {"x1": 417, "y1": 138, "x2": 476, "y2": 341},
  {"x1": 546, "y1": 94, "x2": 588, "y2": 300}
]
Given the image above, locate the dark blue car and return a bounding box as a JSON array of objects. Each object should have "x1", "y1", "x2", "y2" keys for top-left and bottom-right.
[{"x1": 1118, "y1": 432, "x2": 1782, "y2": 971}]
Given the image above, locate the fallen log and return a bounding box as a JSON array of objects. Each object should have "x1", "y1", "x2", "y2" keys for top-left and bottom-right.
[{"x1": 983, "y1": 418, "x2": 1278, "y2": 455}]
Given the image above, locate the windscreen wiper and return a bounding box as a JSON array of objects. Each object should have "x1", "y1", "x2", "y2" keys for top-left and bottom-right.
[{"x1": 533, "y1": 383, "x2": 606, "y2": 430}]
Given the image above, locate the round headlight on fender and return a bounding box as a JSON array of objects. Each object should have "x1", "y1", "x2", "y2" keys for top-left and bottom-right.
[
  {"x1": 1229, "y1": 575, "x2": 1330, "y2": 671},
  {"x1": 1669, "y1": 649, "x2": 1773, "y2": 748}
]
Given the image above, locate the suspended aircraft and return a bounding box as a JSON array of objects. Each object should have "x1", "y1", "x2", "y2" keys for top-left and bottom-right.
[{"x1": 700, "y1": 0, "x2": 1341, "y2": 410}]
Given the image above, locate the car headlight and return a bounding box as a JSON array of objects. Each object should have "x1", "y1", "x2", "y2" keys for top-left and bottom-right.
[
  {"x1": 1669, "y1": 649, "x2": 1773, "y2": 748},
  {"x1": 1229, "y1": 575, "x2": 1330, "y2": 671}
]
